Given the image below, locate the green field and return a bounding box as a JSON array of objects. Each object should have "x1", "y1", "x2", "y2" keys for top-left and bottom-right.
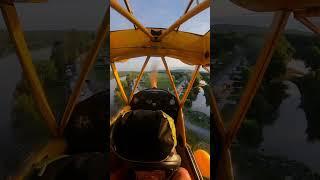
[{"x1": 141, "y1": 72, "x2": 174, "y2": 89}]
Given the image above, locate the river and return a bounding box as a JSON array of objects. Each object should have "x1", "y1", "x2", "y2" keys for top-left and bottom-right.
[
  {"x1": 262, "y1": 60, "x2": 320, "y2": 174},
  {"x1": 191, "y1": 81, "x2": 210, "y2": 116},
  {"x1": 0, "y1": 48, "x2": 52, "y2": 177},
  {"x1": 262, "y1": 80, "x2": 320, "y2": 174}
]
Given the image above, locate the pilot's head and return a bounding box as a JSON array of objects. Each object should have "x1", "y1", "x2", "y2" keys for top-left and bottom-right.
[{"x1": 111, "y1": 110, "x2": 177, "y2": 161}]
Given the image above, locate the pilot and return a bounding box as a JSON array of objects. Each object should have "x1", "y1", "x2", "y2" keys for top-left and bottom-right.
[{"x1": 110, "y1": 109, "x2": 191, "y2": 180}]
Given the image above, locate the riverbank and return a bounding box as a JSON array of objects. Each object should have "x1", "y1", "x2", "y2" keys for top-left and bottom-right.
[{"x1": 261, "y1": 80, "x2": 320, "y2": 174}]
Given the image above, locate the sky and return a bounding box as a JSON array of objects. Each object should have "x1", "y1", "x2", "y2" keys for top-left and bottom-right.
[
  {"x1": 0, "y1": 0, "x2": 106, "y2": 30},
  {"x1": 212, "y1": 0, "x2": 318, "y2": 32}
]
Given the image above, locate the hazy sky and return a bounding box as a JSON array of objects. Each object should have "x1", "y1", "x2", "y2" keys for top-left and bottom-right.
[
  {"x1": 212, "y1": 0, "x2": 317, "y2": 32},
  {"x1": 0, "y1": 0, "x2": 106, "y2": 30}
]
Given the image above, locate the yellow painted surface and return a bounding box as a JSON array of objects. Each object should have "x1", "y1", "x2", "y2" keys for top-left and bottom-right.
[
  {"x1": 110, "y1": 28, "x2": 210, "y2": 65},
  {"x1": 111, "y1": 63, "x2": 129, "y2": 104},
  {"x1": 180, "y1": 65, "x2": 200, "y2": 106},
  {"x1": 1, "y1": 4, "x2": 58, "y2": 136},
  {"x1": 110, "y1": 106, "x2": 131, "y2": 126},
  {"x1": 226, "y1": 11, "x2": 290, "y2": 148},
  {"x1": 161, "y1": 57, "x2": 181, "y2": 104},
  {"x1": 128, "y1": 56, "x2": 150, "y2": 103},
  {"x1": 194, "y1": 149, "x2": 210, "y2": 178},
  {"x1": 59, "y1": 7, "x2": 109, "y2": 134},
  {"x1": 10, "y1": 138, "x2": 67, "y2": 180}
]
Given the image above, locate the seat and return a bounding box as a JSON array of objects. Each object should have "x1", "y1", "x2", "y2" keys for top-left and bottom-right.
[{"x1": 64, "y1": 91, "x2": 108, "y2": 154}]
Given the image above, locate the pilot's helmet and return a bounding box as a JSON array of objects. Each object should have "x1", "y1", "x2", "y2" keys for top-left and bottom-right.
[{"x1": 110, "y1": 109, "x2": 177, "y2": 163}]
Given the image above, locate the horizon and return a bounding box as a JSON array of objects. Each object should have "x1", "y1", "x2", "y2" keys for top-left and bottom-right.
[{"x1": 0, "y1": 23, "x2": 313, "y2": 33}]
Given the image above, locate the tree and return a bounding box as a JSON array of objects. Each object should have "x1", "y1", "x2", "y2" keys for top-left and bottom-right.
[
  {"x1": 12, "y1": 92, "x2": 50, "y2": 142},
  {"x1": 64, "y1": 29, "x2": 81, "y2": 64},
  {"x1": 272, "y1": 36, "x2": 295, "y2": 62},
  {"x1": 296, "y1": 73, "x2": 320, "y2": 142},
  {"x1": 237, "y1": 118, "x2": 263, "y2": 148},
  {"x1": 126, "y1": 72, "x2": 136, "y2": 94},
  {"x1": 202, "y1": 85, "x2": 211, "y2": 106},
  {"x1": 51, "y1": 41, "x2": 66, "y2": 78},
  {"x1": 13, "y1": 94, "x2": 41, "y2": 127},
  {"x1": 34, "y1": 60, "x2": 58, "y2": 85},
  {"x1": 305, "y1": 46, "x2": 320, "y2": 70},
  {"x1": 243, "y1": 35, "x2": 263, "y2": 64},
  {"x1": 265, "y1": 36, "x2": 295, "y2": 81},
  {"x1": 114, "y1": 79, "x2": 129, "y2": 106}
]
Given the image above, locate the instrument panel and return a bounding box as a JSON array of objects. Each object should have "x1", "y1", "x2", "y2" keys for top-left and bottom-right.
[{"x1": 130, "y1": 88, "x2": 179, "y2": 121}]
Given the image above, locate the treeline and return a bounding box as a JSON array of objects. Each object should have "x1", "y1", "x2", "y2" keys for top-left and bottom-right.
[
  {"x1": 288, "y1": 34, "x2": 320, "y2": 142},
  {"x1": 113, "y1": 71, "x2": 210, "y2": 108},
  {"x1": 0, "y1": 30, "x2": 97, "y2": 57}
]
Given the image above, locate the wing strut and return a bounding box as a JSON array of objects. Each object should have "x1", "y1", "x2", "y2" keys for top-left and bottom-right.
[
  {"x1": 176, "y1": 0, "x2": 194, "y2": 31},
  {"x1": 161, "y1": 57, "x2": 181, "y2": 104},
  {"x1": 60, "y1": 8, "x2": 109, "y2": 134},
  {"x1": 294, "y1": 15, "x2": 320, "y2": 35},
  {"x1": 225, "y1": 11, "x2": 290, "y2": 149},
  {"x1": 123, "y1": 0, "x2": 137, "y2": 29},
  {"x1": 128, "y1": 56, "x2": 150, "y2": 103},
  {"x1": 1, "y1": 4, "x2": 58, "y2": 136}
]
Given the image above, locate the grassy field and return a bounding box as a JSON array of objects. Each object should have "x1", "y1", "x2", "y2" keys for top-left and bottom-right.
[
  {"x1": 109, "y1": 71, "x2": 139, "y2": 79},
  {"x1": 141, "y1": 72, "x2": 173, "y2": 89}
]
